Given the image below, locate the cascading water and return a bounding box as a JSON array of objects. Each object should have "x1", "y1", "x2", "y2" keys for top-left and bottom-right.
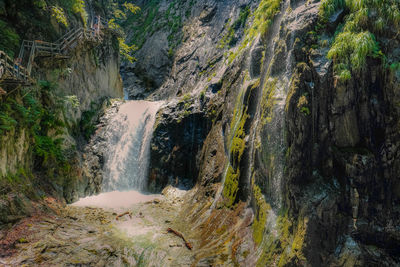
[
  {"x1": 73, "y1": 100, "x2": 163, "y2": 211},
  {"x1": 101, "y1": 101, "x2": 163, "y2": 192}
]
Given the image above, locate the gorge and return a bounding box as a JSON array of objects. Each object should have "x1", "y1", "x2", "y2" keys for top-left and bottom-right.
[{"x1": 1, "y1": 0, "x2": 400, "y2": 266}]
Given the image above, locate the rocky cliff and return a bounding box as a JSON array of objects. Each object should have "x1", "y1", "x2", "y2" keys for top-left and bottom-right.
[{"x1": 123, "y1": 0, "x2": 400, "y2": 265}]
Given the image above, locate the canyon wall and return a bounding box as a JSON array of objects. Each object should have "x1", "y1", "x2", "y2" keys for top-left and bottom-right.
[{"x1": 124, "y1": 0, "x2": 400, "y2": 265}]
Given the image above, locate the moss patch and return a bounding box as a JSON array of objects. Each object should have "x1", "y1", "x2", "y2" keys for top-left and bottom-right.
[
  {"x1": 260, "y1": 78, "x2": 278, "y2": 124},
  {"x1": 222, "y1": 165, "x2": 240, "y2": 208},
  {"x1": 252, "y1": 179, "x2": 271, "y2": 245}
]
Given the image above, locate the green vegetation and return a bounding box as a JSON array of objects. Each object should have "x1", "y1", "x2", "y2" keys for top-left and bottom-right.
[
  {"x1": 249, "y1": 0, "x2": 281, "y2": 38},
  {"x1": 104, "y1": 1, "x2": 141, "y2": 62},
  {"x1": 297, "y1": 95, "x2": 311, "y2": 115},
  {"x1": 218, "y1": 6, "x2": 250, "y2": 49},
  {"x1": 241, "y1": 0, "x2": 281, "y2": 49},
  {"x1": 223, "y1": 165, "x2": 240, "y2": 207},
  {"x1": 118, "y1": 37, "x2": 137, "y2": 63},
  {"x1": 80, "y1": 105, "x2": 97, "y2": 141},
  {"x1": 260, "y1": 78, "x2": 278, "y2": 124},
  {"x1": 176, "y1": 93, "x2": 194, "y2": 123},
  {"x1": 223, "y1": 0, "x2": 281, "y2": 64},
  {"x1": 0, "y1": 20, "x2": 20, "y2": 57},
  {"x1": 390, "y1": 62, "x2": 400, "y2": 71},
  {"x1": 0, "y1": 82, "x2": 67, "y2": 168},
  {"x1": 254, "y1": 208, "x2": 308, "y2": 266},
  {"x1": 320, "y1": 0, "x2": 399, "y2": 81},
  {"x1": 328, "y1": 31, "x2": 381, "y2": 81},
  {"x1": 223, "y1": 95, "x2": 248, "y2": 207},
  {"x1": 199, "y1": 90, "x2": 206, "y2": 101},
  {"x1": 0, "y1": 167, "x2": 43, "y2": 199},
  {"x1": 51, "y1": 6, "x2": 69, "y2": 27},
  {"x1": 122, "y1": 0, "x2": 194, "y2": 58},
  {"x1": 300, "y1": 106, "x2": 311, "y2": 115},
  {"x1": 223, "y1": 80, "x2": 260, "y2": 207},
  {"x1": 72, "y1": 0, "x2": 88, "y2": 25},
  {"x1": 252, "y1": 178, "x2": 271, "y2": 245}
]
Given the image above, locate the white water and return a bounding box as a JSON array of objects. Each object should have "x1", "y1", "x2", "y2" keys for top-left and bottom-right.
[
  {"x1": 101, "y1": 101, "x2": 163, "y2": 192},
  {"x1": 72, "y1": 100, "x2": 163, "y2": 211}
]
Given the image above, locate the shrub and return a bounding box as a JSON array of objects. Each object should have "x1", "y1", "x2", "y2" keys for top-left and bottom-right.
[{"x1": 320, "y1": 0, "x2": 398, "y2": 81}]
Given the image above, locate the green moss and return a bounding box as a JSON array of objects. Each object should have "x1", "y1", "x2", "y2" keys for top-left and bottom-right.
[
  {"x1": 218, "y1": 6, "x2": 250, "y2": 49},
  {"x1": 241, "y1": 0, "x2": 281, "y2": 47},
  {"x1": 228, "y1": 51, "x2": 239, "y2": 64},
  {"x1": 223, "y1": 165, "x2": 240, "y2": 207},
  {"x1": 260, "y1": 78, "x2": 278, "y2": 124},
  {"x1": 252, "y1": 180, "x2": 270, "y2": 245},
  {"x1": 124, "y1": 0, "x2": 186, "y2": 53},
  {"x1": 223, "y1": 0, "x2": 281, "y2": 64},
  {"x1": 17, "y1": 238, "x2": 28, "y2": 243},
  {"x1": 300, "y1": 106, "x2": 311, "y2": 115},
  {"x1": 256, "y1": 234, "x2": 281, "y2": 267},
  {"x1": 291, "y1": 220, "x2": 306, "y2": 260},
  {"x1": 230, "y1": 106, "x2": 248, "y2": 168},
  {"x1": 297, "y1": 95, "x2": 311, "y2": 116}
]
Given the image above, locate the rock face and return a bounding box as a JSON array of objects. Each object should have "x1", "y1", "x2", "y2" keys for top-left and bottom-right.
[
  {"x1": 0, "y1": 23, "x2": 123, "y2": 221},
  {"x1": 122, "y1": 0, "x2": 258, "y2": 99},
  {"x1": 129, "y1": 0, "x2": 400, "y2": 265},
  {"x1": 148, "y1": 96, "x2": 212, "y2": 192}
]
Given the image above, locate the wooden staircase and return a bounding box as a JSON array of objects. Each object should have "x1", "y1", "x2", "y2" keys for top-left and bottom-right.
[{"x1": 0, "y1": 16, "x2": 114, "y2": 87}]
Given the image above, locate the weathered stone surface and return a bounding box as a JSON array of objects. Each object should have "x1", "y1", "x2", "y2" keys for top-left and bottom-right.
[{"x1": 149, "y1": 96, "x2": 212, "y2": 192}]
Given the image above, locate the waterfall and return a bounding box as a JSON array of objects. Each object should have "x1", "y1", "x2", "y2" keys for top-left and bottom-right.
[{"x1": 101, "y1": 101, "x2": 162, "y2": 192}]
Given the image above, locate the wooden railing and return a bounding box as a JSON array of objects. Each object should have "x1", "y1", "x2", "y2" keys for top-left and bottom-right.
[
  {"x1": 0, "y1": 51, "x2": 31, "y2": 85},
  {"x1": 1, "y1": 16, "x2": 116, "y2": 87}
]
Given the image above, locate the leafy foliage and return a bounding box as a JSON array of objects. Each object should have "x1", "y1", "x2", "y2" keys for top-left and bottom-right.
[
  {"x1": 328, "y1": 31, "x2": 381, "y2": 80},
  {"x1": 118, "y1": 37, "x2": 137, "y2": 63},
  {"x1": 106, "y1": 1, "x2": 141, "y2": 62},
  {"x1": 51, "y1": 6, "x2": 69, "y2": 27},
  {"x1": 320, "y1": 0, "x2": 399, "y2": 81},
  {"x1": 0, "y1": 20, "x2": 20, "y2": 57},
  {"x1": 122, "y1": 2, "x2": 140, "y2": 15},
  {"x1": 0, "y1": 82, "x2": 67, "y2": 168},
  {"x1": 72, "y1": 0, "x2": 88, "y2": 25}
]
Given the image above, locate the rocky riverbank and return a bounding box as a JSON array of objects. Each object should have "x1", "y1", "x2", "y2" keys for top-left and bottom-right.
[{"x1": 0, "y1": 187, "x2": 194, "y2": 266}]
